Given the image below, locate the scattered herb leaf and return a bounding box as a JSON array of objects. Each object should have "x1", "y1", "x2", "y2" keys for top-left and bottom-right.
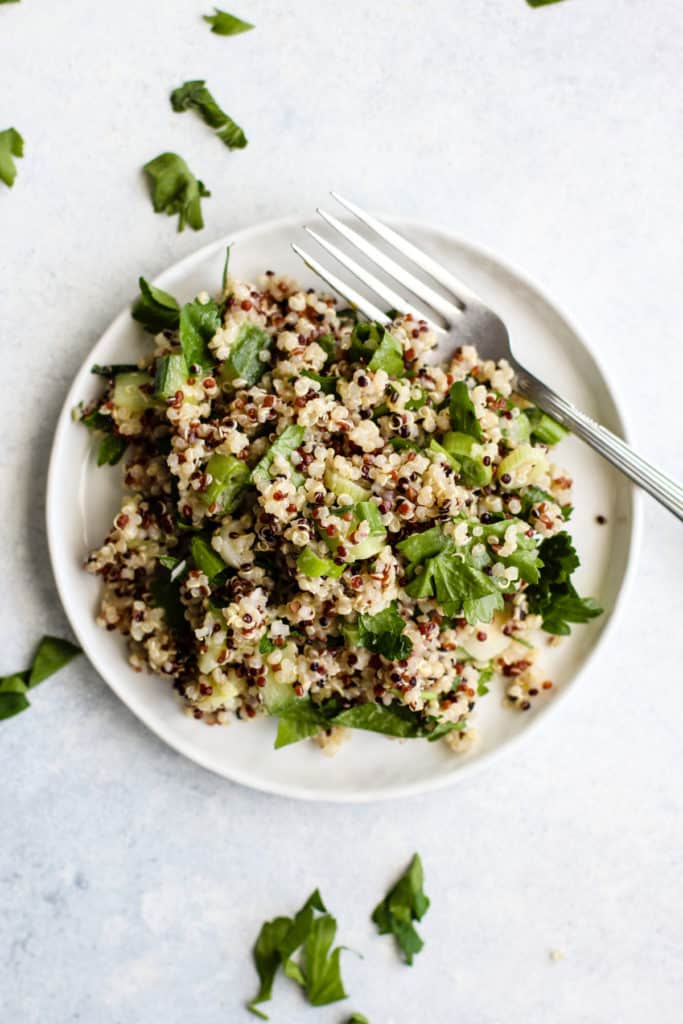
[
  {"x1": 171, "y1": 80, "x2": 247, "y2": 150},
  {"x1": 371, "y1": 853, "x2": 429, "y2": 965},
  {"x1": 0, "y1": 127, "x2": 23, "y2": 188},
  {"x1": 203, "y1": 7, "x2": 254, "y2": 35},
  {"x1": 0, "y1": 636, "x2": 81, "y2": 721},
  {"x1": 143, "y1": 152, "x2": 210, "y2": 232}
]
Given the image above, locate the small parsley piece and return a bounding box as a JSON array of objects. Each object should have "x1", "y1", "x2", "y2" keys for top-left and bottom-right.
[
  {"x1": 178, "y1": 297, "x2": 221, "y2": 371},
  {"x1": 221, "y1": 245, "x2": 231, "y2": 293},
  {"x1": 190, "y1": 535, "x2": 227, "y2": 581},
  {"x1": 476, "y1": 664, "x2": 494, "y2": 697},
  {"x1": 220, "y1": 322, "x2": 272, "y2": 387},
  {"x1": 150, "y1": 564, "x2": 188, "y2": 635},
  {"x1": 252, "y1": 425, "x2": 306, "y2": 489},
  {"x1": 259, "y1": 635, "x2": 276, "y2": 656},
  {"x1": 97, "y1": 434, "x2": 127, "y2": 467},
  {"x1": 301, "y1": 369, "x2": 337, "y2": 395},
  {"x1": 274, "y1": 701, "x2": 326, "y2": 749},
  {"x1": 0, "y1": 636, "x2": 81, "y2": 722},
  {"x1": 0, "y1": 127, "x2": 23, "y2": 188},
  {"x1": 449, "y1": 381, "x2": 483, "y2": 440},
  {"x1": 248, "y1": 890, "x2": 347, "y2": 1018},
  {"x1": 143, "y1": 152, "x2": 210, "y2": 232},
  {"x1": 171, "y1": 80, "x2": 247, "y2": 150},
  {"x1": 203, "y1": 7, "x2": 254, "y2": 34},
  {"x1": 357, "y1": 602, "x2": 413, "y2": 661},
  {"x1": 372, "y1": 853, "x2": 430, "y2": 965},
  {"x1": 91, "y1": 363, "x2": 140, "y2": 378},
  {"x1": 398, "y1": 528, "x2": 504, "y2": 625},
  {"x1": 527, "y1": 0, "x2": 566, "y2": 7},
  {"x1": 347, "y1": 1015, "x2": 370, "y2": 1024},
  {"x1": 519, "y1": 485, "x2": 572, "y2": 522},
  {"x1": 132, "y1": 277, "x2": 180, "y2": 333},
  {"x1": 526, "y1": 532, "x2": 602, "y2": 635},
  {"x1": 350, "y1": 321, "x2": 405, "y2": 376}
]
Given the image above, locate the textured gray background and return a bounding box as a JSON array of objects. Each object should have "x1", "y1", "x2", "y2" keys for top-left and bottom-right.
[{"x1": 1, "y1": 1, "x2": 682, "y2": 1021}]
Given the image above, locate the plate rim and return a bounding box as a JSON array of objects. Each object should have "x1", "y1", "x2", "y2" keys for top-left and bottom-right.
[{"x1": 46, "y1": 212, "x2": 642, "y2": 802}]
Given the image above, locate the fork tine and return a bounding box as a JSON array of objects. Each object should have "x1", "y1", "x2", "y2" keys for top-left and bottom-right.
[
  {"x1": 331, "y1": 192, "x2": 484, "y2": 307},
  {"x1": 304, "y1": 226, "x2": 444, "y2": 332},
  {"x1": 291, "y1": 243, "x2": 389, "y2": 325},
  {"x1": 317, "y1": 207, "x2": 460, "y2": 323}
]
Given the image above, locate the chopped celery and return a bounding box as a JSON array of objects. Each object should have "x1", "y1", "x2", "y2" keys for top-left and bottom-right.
[
  {"x1": 323, "y1": 468, "x2": 371, "y2": 502},
  {"x1": 497, "y1": 444, "x2": 549, "y2": 487},
  {"x1": 528, "y1": 408, "x2": 569, "y2": 446},
  {"x1": 297, "y1": 546, "x2": 344, "y2": 579},
  {"x1": 501, "y1": 411, "x2": 531, "y2": 445},
  {"x1": 201, "y1": 452, "x2": 250, "y2": 512},
  {"x1": 323, "y1": 501, "x2": 387, "y2": 562}
]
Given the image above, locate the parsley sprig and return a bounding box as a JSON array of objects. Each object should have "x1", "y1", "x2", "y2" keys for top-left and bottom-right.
[
  {"x1": 1, "y1": 636, "x2": 82, "y2": 720},
  {"x1": 371, "y1": 853, "x2": 430, "y2": 965},
  {"x1": 171, "y1": 80, "x2": 247, "y2": 150},
  {"x1": 248, "y1": 889, "x2": 347, "y2": 1019}
]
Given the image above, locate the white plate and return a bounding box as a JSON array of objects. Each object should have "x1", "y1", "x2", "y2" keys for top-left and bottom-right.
[{"x1": 47, "y1": 214, "x2": 639, "y2": 802}]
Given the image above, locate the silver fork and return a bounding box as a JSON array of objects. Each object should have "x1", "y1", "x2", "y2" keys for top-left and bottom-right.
[{"x1": 292, "y1": 193, "x2": 683, "y2": 522}]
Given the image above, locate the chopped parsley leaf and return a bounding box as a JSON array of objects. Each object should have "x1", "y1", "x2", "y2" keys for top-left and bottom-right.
[
  {"x1": 171, "y1": 80, "x2": 247, "y2": 150},
  {"x1": 371, "y1": 853, "x2": 429, "y2": 965},
  {"x1": 0, "y1": 127, "x2": 23, "y2": 188},
  {"x1": 143, "y1": 152, "x2": 210, "y2": 232},
  {"x1": 1, "y1": 636, "x2": 81, "y2": 721},
  {"x1": 526, "y1": 531, "x2": 602, "y2": 635},
  {"x1": 203, "y1": 7, "x2": 254, "y2": 34}
]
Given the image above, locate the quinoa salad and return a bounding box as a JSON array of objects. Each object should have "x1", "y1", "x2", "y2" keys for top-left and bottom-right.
[{"x1": 77, "y1": 259, "x2": 602, "y2": 754}]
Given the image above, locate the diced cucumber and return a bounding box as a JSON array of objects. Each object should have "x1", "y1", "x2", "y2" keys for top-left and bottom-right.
[
  {"x1": 154, "y1": 354, "x2": 188, "y2": 399},
  {"x1": 442, "y1": 431, "x2": 492, "y2": 486},
  {"x1": 201, "y1": 453, "x2": 250, "y2": 512},
  {"x1": 528, "y1": 409, "x2": 569, "y2": 446},
  {"x1": 323, "y1": 467, "x2": 371, "y2": 502},
  {"x1": 497, "y1": 444, "x2": 549, "y2": 487},
  {"x1": 297, "y1": 546, "x2": 344, "y2": 579},
  {"x1": 112, "y1": 372, "x2": 153, "y2": 415}
]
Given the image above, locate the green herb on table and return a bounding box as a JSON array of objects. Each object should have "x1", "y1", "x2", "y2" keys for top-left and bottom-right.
[
  {"x1": 527, "y1": 0, "x2": 567, "y2": 6},
  {"x1": 143, "y1": 152, "x2": 210, "y2": 232},
  {"x1": 347, "y1": 1015, "x2": 370, "y2": 1024},
  {"x1": 0, "y1": 127, "x2": 23, "y2": 188},
  {"x1": 526, "y1": 531, "x2": 602, "y2": 635},
  {"x1": 371, "y1": 853, "x2": 429, "y2": 965},
  {"x1": 131, "y1": 277, "x2": 180, "y2": 333},
  {"x1": 203, "y1": 7, "x2": 254, "y2": 34},
  {"x1": 0, "y1": 636, "x2": 81, "y2": 721},
  {"x1": 171, "y1": 80, "x2": 247, "y2": 151},
  {"x1": 248, "y1": 889, "x2": 347, "y2": 1019}
]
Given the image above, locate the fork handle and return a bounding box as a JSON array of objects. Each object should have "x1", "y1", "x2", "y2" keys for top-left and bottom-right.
[{"x1": 515, "y1": 369, "x2": 683, "y2": 521}]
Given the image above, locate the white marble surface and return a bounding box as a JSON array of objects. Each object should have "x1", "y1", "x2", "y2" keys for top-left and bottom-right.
[{"x1": 1, "y1": 1, "x2": 682, "y2": 1021}]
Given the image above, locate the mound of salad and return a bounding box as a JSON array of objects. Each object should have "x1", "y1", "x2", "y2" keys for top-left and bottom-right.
[{"x1": 77, "y1": 255, "x2": 602, "y2": 754}]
